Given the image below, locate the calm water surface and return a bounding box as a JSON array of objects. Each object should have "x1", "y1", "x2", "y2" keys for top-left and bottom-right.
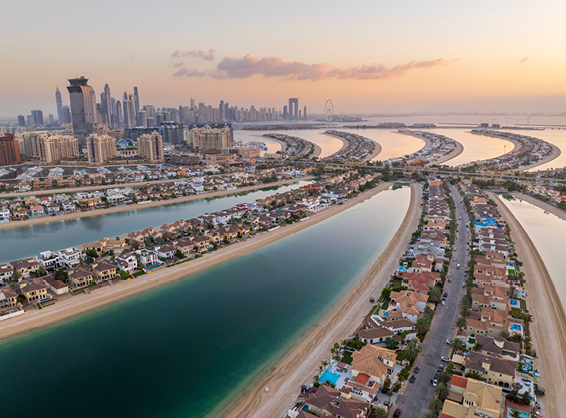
[
  {"x1": 0, "y1": 186, "x2": 411, "y2": 418},
  {"x1": 499, "y1": 196, "x2": 566, "y2": 310},
  {"x1": 430, "y1": 128, "x2": 514, "y2": 166},
  {"x1": 0, "y1": 181, "x2": 310, "y2": 264},
  {"x1": 339, "y1": 129, "x2": 426, "y2": 161}
]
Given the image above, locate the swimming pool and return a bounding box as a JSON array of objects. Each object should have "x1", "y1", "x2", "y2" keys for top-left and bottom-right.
[
  {"x1": 510, "y1": 324, "x2": 522, "y2": 331},
  {"x1": 507, "y1": 410, "x2": 530, "y2": 418},
  {"x1": 510, "y1": 300, "x2": 519, "y2": 306},
  {"x1": 319, "y1": 370, "x2": 341, "y2": 385}
]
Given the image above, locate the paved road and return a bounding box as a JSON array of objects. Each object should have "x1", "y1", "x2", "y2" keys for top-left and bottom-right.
[{"x1": 394, "y1": 184, "x2": 471, "y2": 418}]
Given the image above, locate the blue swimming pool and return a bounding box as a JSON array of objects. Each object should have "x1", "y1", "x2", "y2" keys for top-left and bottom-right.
[
  {"x1": 507, "y1": 410, "x2": 530, "y2": 418},
  {"x1": 320, "y1": 370, "x2": 341, "y2": 385},
  {"x1": 510, "y1": 324, "x2": 522, "y2": 331},
  {"x1": 510, "y1": 300, "x2": 519, "y2": 306}
]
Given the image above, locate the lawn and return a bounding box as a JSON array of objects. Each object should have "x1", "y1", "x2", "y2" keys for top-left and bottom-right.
[{"x1": 341, "y1": 351, "x2": 353, "y2": 365}]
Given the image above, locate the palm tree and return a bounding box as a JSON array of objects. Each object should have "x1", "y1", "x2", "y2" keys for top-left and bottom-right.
[
  {"x1": 424, "y1": 305, "x2": 434, "y2": 318},
  {"x1": 429, "y1": 287, "x2": 442, "y2": 304},
  {"x1": 423, "y1": 414, "x2": 438, "y2": 418},
  {"x1": 451, "y1": 338, "x2": 465, "y2": 352},
  {"x1": 456, "y1": 317, "x2": 467, "y2": 332},
  {"x1": 428, "y1": 398, "x2": 443, "y2": 415},
  {"x1": 509, "y1": 409, "x2": 522, "y2": 418},
  {"x1": 385, "y1": 337, "x2": 398, "y2": 350},
  {"x1": 435, "y1": 383, "x2": 449, "y2": 401},
  {"x1": 437, "y1": 371, "x2": 451, "y2": 385},
  {"x1": 405, "y1": 339, "x2": 422, "y2": 363},
  {"x1": 386, "y1": 390, "x2": 393, "y2": 406},
  {"x1": 416, "y1": 316, "x2": 432, "y2": 337},
  {"x1": 373, "y1": 409, "x2": 388, "y2": 418}
]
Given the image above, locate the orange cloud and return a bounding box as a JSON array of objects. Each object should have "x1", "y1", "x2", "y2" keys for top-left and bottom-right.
[
  {"x1": 519, "y1": 56, "x2": 529, "y2": 64},
  {"x1": 172, "y1": 54, "x2": 453, "y2": 81}
]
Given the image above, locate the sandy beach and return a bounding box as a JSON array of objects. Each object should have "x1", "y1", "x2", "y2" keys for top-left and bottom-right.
[
  {"x1": 221, "y1": 183, "x2": 421, "y2": 418},
  {"x1": 0, "y1": 177, "x2": 312, "y2": 231},
  {"x1": 435, "y1": 140, "x2": 464, "y2": 165},
  {"x1": 321, "y1": 131, "x2": 382, "y2": 161},
  {"x1": 521, "y1": 143, "x2": 561, "y2": 171},
  {"x1": 396, "y1": 130, "x2": 464, "y2": 166},
  {"x1": 0, "y1": 182, "x2": 393, "y2": 341},
  {"x1": 490, "y1": 193, "x2": 566, "y2": 417}
]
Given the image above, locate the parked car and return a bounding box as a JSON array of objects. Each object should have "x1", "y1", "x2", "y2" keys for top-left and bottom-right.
[
  {"x1": 443, "y1": 292, "x2": 448, "y2": 298},
  {"x1": 432, "y1": 379, "x2": 438, "y2": 387},
  {"x1": 409, "y1": 375, "x2": 416, "y2": 383},
  {"x1": 414, "y1": 366, "x2": 420, "y2": 373},
  {"x1": 393, "y1": 409, "x2": 401, "y2": 418},
  {"x1": 446, "y1": 339, "x2": 452, "y2": 344},
  {"x1": 438, "y1": 366, "x2": 444, "y2": 372},
  {"x1": 441, "y1": 300, "x2": 446, "y2": 306},
  {"x1": 441, "y1": 356, "x2": 450, "y2": 362}
]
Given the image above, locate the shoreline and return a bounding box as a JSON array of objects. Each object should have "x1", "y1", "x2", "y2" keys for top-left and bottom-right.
[
  {"x1": 320, "y1": 132, "x2": 349, "y2": 156},
  {"x1": 221, "y1": 183, "x2": 421, "y2": 418},
  {"x1": 523, "y1": 143, "x2": 561, "y2": 171},
  {"x1": 1, "y1": 176, "x2": 191, "y2": 198},
  {"x1": 0, "y1": 182, "x2": 393, "y2": 342},
  {"x1": 395, "y1": 130, "x2": 464, "y2": 166},
  {"x1": 490, "y1": 192, "x2": 566, "y2": 417},
  {"x1": 0, "y1": 177, "x2": 312, "y2": 231},
  {"x1": 435, "y1": 139, "x2": 464, "y2": 165},
  {"x1": 365, "y1": 139, "x2": 382, "y2": 162}
]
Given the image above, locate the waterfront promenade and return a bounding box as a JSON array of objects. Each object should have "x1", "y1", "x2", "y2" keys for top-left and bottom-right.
[
  {"x1": 0, "y1": 182, "x2": 393, "y2": 341},
  {"x1": 491, "y1": 192, "x2": 566, "y2": 417},
  {"x1": 0, "y1": 177, "x2": 312, "y2": 231},
  {"x1": 222, "y1": 183, "x2": 421, "y2": 418}
]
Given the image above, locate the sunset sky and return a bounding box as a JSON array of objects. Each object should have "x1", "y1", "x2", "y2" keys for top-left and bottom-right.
[{"x1": 2, "y1": 0, "x2": 566, "y2": 117}]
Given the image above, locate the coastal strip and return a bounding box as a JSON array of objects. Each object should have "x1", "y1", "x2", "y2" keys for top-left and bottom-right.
[
  {"x1": 1, "y1": 176, "x2": 192, "y2": 198},
  {"x1": 490, "y1": 192, "x2": 566, "y2": 417},
  {"x1": 434, "y1": 139, "x2": 464, "y2": 165},
  {"x1": 523, "y1": 143, "x2": 561, "y2": 171},
  {"x1": 0, "y1": 182, "x2": 393, "y2": 341},
  {"x1": 222, "y1": 183, "x2": 421, "y2": 418},
  {"x1": 0, "y1": 177, "x2": 313, "y2": 231}
]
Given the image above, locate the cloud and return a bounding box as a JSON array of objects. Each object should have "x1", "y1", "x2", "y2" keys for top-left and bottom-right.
[
  {"x1": 519, "y1": 56, "x2": 529, "y2": 64},
  {"x1": 173, "y1": 61, "x2": 185, "y2": 68},
  {"x1": 173, "y1": 54, "x2": 452, "y2": 81},
  {"x1": 171, "y1": 49, "x2": 215, "y2": 61}
]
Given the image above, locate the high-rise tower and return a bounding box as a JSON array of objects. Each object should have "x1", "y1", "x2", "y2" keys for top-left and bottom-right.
[
  {"x1": 288, "y1": 98, "x2": 298, "y2": 121},
  {"x1": 104, "y1": 84, "x2": 113, "y2": 127},
  {"x1": 133, "y1": 87, "x2": 140, "y2": 116},
  {"x1": 55, "y1": 87, "x2": 63, "y2": 125},
  {"x1": 67, "y1": 77, "x2": 97, "y2": 143}
]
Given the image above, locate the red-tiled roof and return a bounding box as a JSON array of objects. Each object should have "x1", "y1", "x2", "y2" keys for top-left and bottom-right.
[
  {"x1": 450, "y1": 374, "x2": 468, "y2": 388},
  {"x1": 353, "y1": 373, "x2": 370, "y2": 385}
]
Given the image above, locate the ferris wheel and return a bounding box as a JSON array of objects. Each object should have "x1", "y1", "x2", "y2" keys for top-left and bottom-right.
[{"x1": 324, "y1": 100, "x2": 334, "y2": 121}]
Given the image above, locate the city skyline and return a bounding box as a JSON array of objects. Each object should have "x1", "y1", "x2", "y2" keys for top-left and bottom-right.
[{"x1": 2, "y1": 1, "x2": 566, "y2": 117}]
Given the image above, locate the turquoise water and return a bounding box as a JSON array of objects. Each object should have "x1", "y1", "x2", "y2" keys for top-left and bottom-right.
[
  {"x1": 0, "y1": 186, "x2": 411, "y2": 418},
  {"x1": 320, "y1": 370, "x2": 341, "y2": 385},
  {"x1": 0, "y1": 181, "x2": 310, "y2": 264}
]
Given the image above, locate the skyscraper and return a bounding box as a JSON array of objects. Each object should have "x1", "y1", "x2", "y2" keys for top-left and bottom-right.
[
  {"x1": 288, "y1": 98, "x2": 298, "y2": 120},
  {"x1": 17, "y1": 115, "x2": 26, "y2": 127},
  {"x1": 104, "y1": 84, "x2": 113, "y2": 127},
  {"x1": 137, "y1": 110, "x2": 147, "y2": 128},
  {"x1": 116, "y1": 101, "x2": 123, "y2": 127},
  {"x1": 61, "y1": 106, "x2": 71, "y2": 124},
  {"x1": 138, "y1": 131, "x2": 164, "y2": 163},
  {"x1": 123, "y1": 99, "x2": 134, "y2": 128},
  {"x1": 55, "y1": 87, "x2": 63, "y2": 125},
  {"x1": 67, "y1": 76, "x2": 96, "y2": 143},
  {"x1": 133, "y1": 87, "x2": 140, "y2": 116},
  {"x1": 31, "y1": 110, "x2": 44, "y2": 125},
  {"x1": 304, "y1": 106, "x2": 307, "y2": 121},
  {"x1": 0, "y1": 134, "x2": 21, "y2": 166}
]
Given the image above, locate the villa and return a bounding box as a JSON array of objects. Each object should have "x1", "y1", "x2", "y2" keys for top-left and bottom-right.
[
  {"x1": 303, "y1": 385, "x2": 369, "y2": 418},
  {"x1": 0, "y1": 287, "x2": 18, "y2": 310},
  {"x1": 68, "y1": 268, "x2": 94, "y2": 289},
  {"x1": 441, "y1": 375, "x2": 504, "y2": 418},
  {"x1": 344, "y1": 345, "x2": 398, "y2": 401},
  {"x1": 461, "y1": 351, "x2": 517, "y2": 389},
  {"x1": 20, "y1": 281, "x2": 49, "y2": 303}
]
